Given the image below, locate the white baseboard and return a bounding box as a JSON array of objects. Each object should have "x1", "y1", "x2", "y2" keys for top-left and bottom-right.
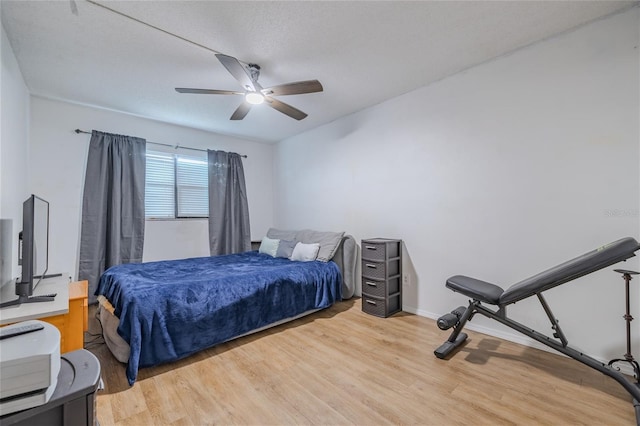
[{"x1": 403, "y1": 306, "x2": 636, "y2": 378}]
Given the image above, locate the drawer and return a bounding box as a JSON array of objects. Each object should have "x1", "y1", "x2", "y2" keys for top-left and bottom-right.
[
  {"x1": 362, "y1": 278, "x2": 386, "y2": 298},
  {"x1": 362, "y1": 261, "x2": 386, "y2": 280},
  {"x1": 362, "y1": 294, "x2": 402, "y2": 318},
  {"x1": 361, "y1": 239, "x2": 400, "y2": 261},
  {"x1": 362, "y1": 295, "x2": 387, "y2": 317},
  {"x1": 361, "y1": 242, "x2": 387, "y2": 261},
  {"x1": 362, "y1": 276, "x2": 401, "y2": 298},
  {"x1": 362, "y1": 259, "x2": 400, "y2": 280}
]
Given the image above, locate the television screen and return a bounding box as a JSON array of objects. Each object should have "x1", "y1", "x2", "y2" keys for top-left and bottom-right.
[
  {"x1": 32, "y1": 195, "x2": 49, "y2": 281},
  {"x1": 0, "y1": 195, "x2": 53, "y2": 309}
]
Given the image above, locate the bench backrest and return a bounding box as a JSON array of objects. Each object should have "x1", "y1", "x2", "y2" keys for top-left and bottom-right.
[{"x1": 500, "y1": 237, "x2": 640, "y2": 305}]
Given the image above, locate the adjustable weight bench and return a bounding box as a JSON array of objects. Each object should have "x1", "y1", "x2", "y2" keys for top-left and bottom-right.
[{"x1": 435, "y1": 237, "x2": 640, "y2": 424}]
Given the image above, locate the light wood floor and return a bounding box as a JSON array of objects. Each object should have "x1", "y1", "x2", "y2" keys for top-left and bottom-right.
[{"x1": 86, "y1": 299, "x2": 637, "y2": 425}]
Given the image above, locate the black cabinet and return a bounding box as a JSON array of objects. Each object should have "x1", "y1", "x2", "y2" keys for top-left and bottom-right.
[
  {"x1": 361, "y1": 238, "x2": 402, "y2": 317},
  {"x1": 0, "y1": 350, "x2": 101, "y2": 426}
]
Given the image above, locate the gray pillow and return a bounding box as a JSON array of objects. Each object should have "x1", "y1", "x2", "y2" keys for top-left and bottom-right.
[
  {"x1": 296, "y1": 229, "x2": 345, "y2": 262},
  {"x1": 266, "y1": 228, "x2": 298, "y2": 241},
  {"x1": 266, "y1": 228, "x2": 345, "y2": 262},
  {"x1": 276, "y1": 239, "x2": 296, "y2": 258}
]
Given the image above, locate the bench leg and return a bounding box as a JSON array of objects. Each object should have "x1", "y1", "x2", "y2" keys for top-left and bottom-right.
[{"x1": 434, "y1": 301, "x2": 476, "y2": 359}]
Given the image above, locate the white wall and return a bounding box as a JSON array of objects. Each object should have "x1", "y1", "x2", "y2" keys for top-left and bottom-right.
[
  {"x1": 274, "y1": 8, "x2": 640, "y2": 363},
  {"x1": 29, "y1": 97, "x2": 274, "y2": 278},
  {"x1": 0, "y1": 21, "x2": 30, "y2": 283}
]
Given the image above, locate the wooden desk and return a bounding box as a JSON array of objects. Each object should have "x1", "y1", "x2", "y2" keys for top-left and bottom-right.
[
  {"x1": 0, "y1": 274, "x2": 71, "y2": 324},
  {"x1": 0, "y1": 275, "x2": 88, "y2": 353}
]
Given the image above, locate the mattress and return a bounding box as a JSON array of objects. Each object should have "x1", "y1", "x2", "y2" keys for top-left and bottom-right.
[{"x1": 96, "y1": 236, "x2": 356, "y2": 384}]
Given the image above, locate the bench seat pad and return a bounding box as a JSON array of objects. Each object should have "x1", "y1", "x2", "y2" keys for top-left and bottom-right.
[{"x1": 446, "y1": 275, "x2": 504, "y2": 305}]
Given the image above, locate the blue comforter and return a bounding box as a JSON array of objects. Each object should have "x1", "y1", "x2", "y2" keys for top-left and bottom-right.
[{"x1": 96, "y1": 251, "x2": 342, "y2": 385}]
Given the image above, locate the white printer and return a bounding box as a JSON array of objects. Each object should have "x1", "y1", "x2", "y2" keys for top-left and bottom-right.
[{"x1": 0, "y1": 320, "x2": 61, "y2": 416}]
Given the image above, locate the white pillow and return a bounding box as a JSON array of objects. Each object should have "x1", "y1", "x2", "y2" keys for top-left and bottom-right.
[
  {"x1": 258, "y1": 236, "x2": 280, "y2": 257},
  {"x1": 290, "y1": 242, "x2": 320, "y2": 262},
  {"x1": 295, "y1": 229, "x2": 345, "y2": 262}
]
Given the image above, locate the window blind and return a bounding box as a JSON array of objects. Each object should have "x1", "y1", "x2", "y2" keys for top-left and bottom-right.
[
  {"x1": 145, "y1": 151, "x2": 175, "y2": 218},
  {"x1": 176, "y1": 156, "x2": 208, "y2": 217},
  {"x1": 145, "y1": 150, "x2": 209, "y2": 219}
]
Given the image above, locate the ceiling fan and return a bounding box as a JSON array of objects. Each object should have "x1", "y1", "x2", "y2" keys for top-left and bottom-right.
[{"x1": 176, "y1": 54, "x2": 323, "y2": 121}]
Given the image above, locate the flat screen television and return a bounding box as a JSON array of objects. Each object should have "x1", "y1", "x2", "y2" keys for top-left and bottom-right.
[{"x1": 0, "y1": 195, "x2": 55, "y2": 308}]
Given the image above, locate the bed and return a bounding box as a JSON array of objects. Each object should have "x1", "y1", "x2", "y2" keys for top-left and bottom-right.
[{"x1": 96, "y1": 229, "x2": 357, "y2": 385}]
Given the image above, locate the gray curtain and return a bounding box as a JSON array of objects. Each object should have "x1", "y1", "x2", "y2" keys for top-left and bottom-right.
[
  {"x1": 208, "y1": 150, "x2": 250, "y2": 255},
  {"x1": 78, "y1": 130, "x2": 146, "y2": 303}
]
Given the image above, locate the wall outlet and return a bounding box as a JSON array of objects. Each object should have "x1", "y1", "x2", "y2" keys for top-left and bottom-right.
[{"x1": 403, "y1": 274, "x2": 409, "y2": 285}]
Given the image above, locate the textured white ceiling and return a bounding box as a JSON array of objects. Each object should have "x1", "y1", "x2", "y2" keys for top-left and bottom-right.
[{"x1": 1, "y1": 1, "x2": 636, "y2": 143}]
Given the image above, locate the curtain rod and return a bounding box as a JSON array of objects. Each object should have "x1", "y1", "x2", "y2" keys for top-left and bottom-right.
[{"x1": 74, "y1": 129, "x2": 247, "y2": 158}]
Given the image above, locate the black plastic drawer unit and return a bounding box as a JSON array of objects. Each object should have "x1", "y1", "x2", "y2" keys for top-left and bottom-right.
[{"x1": 361, "y1": 238, "x2": 402, "y2": 317}]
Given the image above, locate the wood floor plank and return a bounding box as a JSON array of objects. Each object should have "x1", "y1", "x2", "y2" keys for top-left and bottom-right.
[
  {"x1": 88, "y1": 299, "x2": 637, "y2": 425},
  {"x1": 108, "y1": 379, "x2": 148, "y2": 423}
]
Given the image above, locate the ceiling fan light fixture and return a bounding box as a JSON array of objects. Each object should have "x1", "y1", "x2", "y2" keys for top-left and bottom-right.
[
  {"x1": 176, "y1": 54, "x2": 320, "y2": 120},
  {"x1": 245, "y1": 92, "x2": 264, "y2": 105}
]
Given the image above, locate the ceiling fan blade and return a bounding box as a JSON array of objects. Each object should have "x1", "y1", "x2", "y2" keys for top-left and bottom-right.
[
  {"x1": 264, "y1": 97, "x2": 308, "y2": 120},
  {"x1": 215, "y1": 54, "x2": 256, "y2": 92},
  {"x1": 230, "y1": 102, "x2": 252, "y2": 120},
  {"x1": 176, "y1": 88, "x2": 243, "y2": 95},
  {"x1": 262, "y1": 80, "x2": 323, "y2": 96}
]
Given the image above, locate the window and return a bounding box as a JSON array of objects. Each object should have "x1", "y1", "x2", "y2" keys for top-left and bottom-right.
[{"x1": 145, "y1": 150, "x2": 209, "y2": 218}]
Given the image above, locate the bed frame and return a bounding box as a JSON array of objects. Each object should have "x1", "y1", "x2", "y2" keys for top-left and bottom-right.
[{"x1": 98, "y1": 234, "x2": 358, "y2": 364}]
